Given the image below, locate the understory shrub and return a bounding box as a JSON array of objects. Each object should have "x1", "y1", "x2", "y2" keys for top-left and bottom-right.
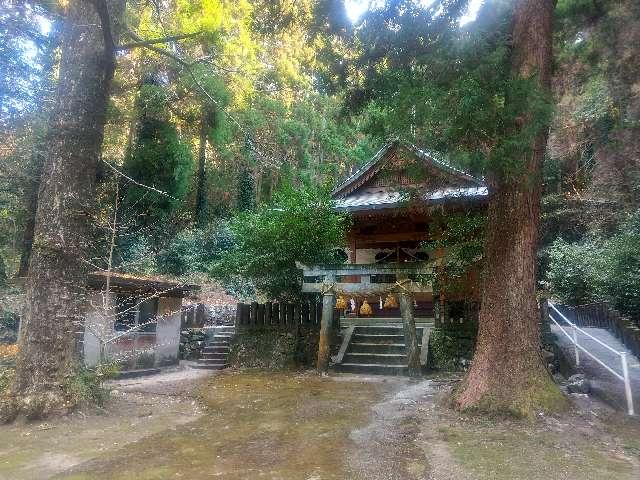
[
  {"x1": 212, "y1": 184, "x2": 347, "y2": 300},
  {"x1": 157, "y1": 224, "x2": 234, "y2": 276},
  {"x1": 66, "y1": 362, "x2": 120, "y2": 407},
  {"x1": 179, "y1": 328, "x2": 207, "y2": 360},
  {"x1": 546, "y1": 211, "x2": 640, "y2": 320},
  {"x1": 0, "y1": 366, "x2": 14, "y2": 394},
  {"x1": 429, "y1": 319, "x2": 478, "y2": 371},
  {"x1": 0, "y1": 309, "x2": 19, "y2": 344},
  {"x1": 545, "y1": 239, "x2": 608, "y2": 304}
]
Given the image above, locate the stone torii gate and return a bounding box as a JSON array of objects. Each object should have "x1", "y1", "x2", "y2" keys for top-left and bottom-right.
[{"x1": 298, "y1": 262, "x2": 434, "y2": 376}]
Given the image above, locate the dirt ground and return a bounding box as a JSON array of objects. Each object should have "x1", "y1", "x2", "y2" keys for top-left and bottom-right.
[{"x1": 1, "y1": 366, "x2": 639, "y2": 479}]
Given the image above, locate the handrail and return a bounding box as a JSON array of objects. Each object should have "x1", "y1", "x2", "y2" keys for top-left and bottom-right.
[
  {"x1": 550, "y1": 304, "x2": 621, "y2": 355},
  {"x1": 549, "y1": 301, "x2": 634, "y2": 415}
]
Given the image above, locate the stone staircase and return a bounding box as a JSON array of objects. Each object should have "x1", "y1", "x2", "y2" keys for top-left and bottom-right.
[
  {"x1": 193, "y1": 325, "x2": 235, "y2": 370},
  {"x1": 333, "y1": 324, "x2": 426, "y2": 375}
]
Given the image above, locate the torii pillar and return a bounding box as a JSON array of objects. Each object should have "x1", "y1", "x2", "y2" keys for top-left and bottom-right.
[
  {"x1": 398, "y1": 286, "x2": 421, "y2": 377},
  {"x1": 317, "y1": 286, "x2": 336, "y2": 374}
]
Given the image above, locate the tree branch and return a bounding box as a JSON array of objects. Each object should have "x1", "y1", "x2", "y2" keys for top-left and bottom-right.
[
  {"x1": 121, "y1": 28, "x2": 280, "y2": 168},
  {"x1": 116, "y1": 32, "x2": 202, "y2": 51}
]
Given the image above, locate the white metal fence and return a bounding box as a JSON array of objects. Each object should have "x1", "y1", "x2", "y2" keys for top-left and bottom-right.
[{"x1": 549, "y1": 302, "x2": 634, "y2": 415}]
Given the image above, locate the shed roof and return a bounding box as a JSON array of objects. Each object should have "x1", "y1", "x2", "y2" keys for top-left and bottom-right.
[{"x1": 87, "y1": 271, "x2": 200, "y2": 298}]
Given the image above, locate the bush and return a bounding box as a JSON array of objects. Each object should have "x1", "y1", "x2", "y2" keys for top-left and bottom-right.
[
  {"x1": 546, "y1": 212, "x2": 640, "y2": 319},
  {"x1": 179, "y1": 328, "x2": 207, "y2": 360},
  {"x1": 0, "y1": 310, "x2": 19, "y2": 344},
  {"x1": 605, "y1": 217, "x2": 640, "y2": 319},
  {"x1": 429, "y1": 318, "x2": 478, "y2": 371},
  {"x1": 0, "y1": 366, "x2": 14, "y2": 394},
  {"x1": 212, "y1": 184, "x2": 347, "y2": 300},
  {"x1": 66, "y1": 362, "x2": 120, "y2": 407},
  {"x1": 545, "y1": 239, "x2": 608, "y2": 304},
  {"x1": 157, "y1": 224, "x2": 234, "y2": 276}
]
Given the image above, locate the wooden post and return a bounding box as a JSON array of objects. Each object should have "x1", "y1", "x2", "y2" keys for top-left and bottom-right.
[
  {"x1": 250, "y1": 302, "x2": 258, "y2": 327},
  {"x1": 265, "y1": 302, "x2": 272, "y2": 328},
  {"x1": 399, "y1": 291, "x2": 420, "y2": 376},
  {"x1": 272, "y1": 303, "x2": 279, "y2": 329},
  {"x1": 235, "y1": 303, "x2": 242, "y2": 328},
  {"x1": 317, "y1": 292, "x2": 335, "y2": 374},
  {"x1": 256, "y1": 303, "x2": 265, "y2": 327}
]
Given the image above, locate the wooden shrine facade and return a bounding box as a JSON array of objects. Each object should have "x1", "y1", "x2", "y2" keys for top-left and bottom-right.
[
  {"x1": 301, "y1": 140, "x2": 489, "y2": 373},
  {"x1": 300, "y1": 140, "x2": 488, "y2": 319}
]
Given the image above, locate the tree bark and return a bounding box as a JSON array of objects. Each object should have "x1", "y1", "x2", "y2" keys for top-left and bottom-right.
[
  {"x1": 454, "y1": 0, "x2": 566, "y2": 417},
  {"x1": 399, "y1": 292, "x2": 420, "y2": 376},
  {"x1": 16, "y1": 158, "x2": 42, "y2": 278},
  {"x1": 2, "y1": 0, "x2": 124, "y2": 421}
]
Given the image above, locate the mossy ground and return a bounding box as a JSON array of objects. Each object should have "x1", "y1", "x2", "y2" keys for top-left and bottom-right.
[
  {"x1": 60, "y1": 370, "x2": 383, "y2": 479},
  {"x1": 0, "y1": 369, "x2": 638, "y2": 479}
]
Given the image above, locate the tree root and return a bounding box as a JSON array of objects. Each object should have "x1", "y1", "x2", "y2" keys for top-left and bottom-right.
[
  {"x1": 0, "y1": 387, "x2": 72, "y2": 423},
  {"x1": 453, "y1": 373, "x2": 568, "y2": 420}
]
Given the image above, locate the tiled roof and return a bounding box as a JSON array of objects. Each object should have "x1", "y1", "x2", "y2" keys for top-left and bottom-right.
[
  {"x1": 332, "y1": 140, "x2": 485, "y2": 199},
  {"x1": 334, "y1": 186, "x2": 488, "y2": 212}
]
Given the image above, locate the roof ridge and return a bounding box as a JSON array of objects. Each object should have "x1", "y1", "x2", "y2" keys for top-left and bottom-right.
[
  {"x1": 407, "y1": 143, "x2": 485, "y2": 186},
  {"x1": 332, "y1": 140, "x2": 484, "y2": 197},
  {"x1": 331, "y1": 141, "x2": 394, "y2": 196}
]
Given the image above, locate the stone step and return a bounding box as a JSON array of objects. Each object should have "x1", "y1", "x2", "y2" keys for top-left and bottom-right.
[
  {"x1": 203, "y1": 346, "x2": 230, "y2": 353},
  {"x1": 348, "y1": 342, "x2": 408, "y2": 354},
  {"x1": 191, "y1": 363, "x2": 229, "y2": 370},
  {"x1": 351, "y1": 333, "x2": 406, "y2": 344},
  {"x1": 197, "y1": 357, "x2": 228, "y2": 365},
  {"x1": 206, "y1": 341, "x2": 230, "y2": 347},
  {"x1": 334, "y1": 363, "x2": 411, "y2": 376},
  {"x1": 343, "y1": 352, "x2": 406, "y2": 365},
  {"x1": 354, "y1": 325, "x2": 405, "y2": 335},
  {"x1": 201, "y1": 352, "x2": 228, "y2": 360}
]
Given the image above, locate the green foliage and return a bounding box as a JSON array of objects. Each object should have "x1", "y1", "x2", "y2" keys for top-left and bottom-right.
[
  {"x1": 236, "y1": 168, "x2": 256, "y2": 211},
  {"x1": 546, "y1": 212, "x2": 640, "y2": 319},
  {"x1": 546, "y1": 239, "x2": 608, "y2": 304},
  {"x1": 157, "y1": 224, "x2": 234, "y2": 275},
  {"x1": 116, "y1": 236, "x2": 158, "y2": 276},
  {"x1": 425, "y1": 212, "x2": 486, "y2": 293},
  {"x1": 429, "y1": 318, "x2": 478, "y2": 371},
  {"x1": 343, "y1": 0, "x2": 553, "y2": 180},
  {"x1": 66, "y1": 362, "x2": 120, "y2": 407},
  {"x1": 0, "y1": 366, "x2": 14, "y2": 394},
  {"x1": 179, "y1": 328, "x2": 207, "y2": 360},
  {"x1": 0, "y1": 255, "x2": 6, "y2": 287},
  {"x1": 212, "y1": 184, "x2": 347, "y2": 300},
  {"x1": 604, "y1": 214, "x2": 640, "y2": 318},
  {"x1": 123, "y1": 83, "x2": 194, "y2": 231},
  {"x1": 0, "y1": 309, "x2": 19, "y2": 344}
]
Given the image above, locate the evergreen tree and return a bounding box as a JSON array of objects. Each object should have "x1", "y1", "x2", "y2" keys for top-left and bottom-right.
[
  {"x1": 2, "y1": 0, "x2": 125, "y2": 421},
  {"x1": 236, "y1": 168, "x2": 256, "y2": 212},
  {"x1": 122, "y1": 78, "x2": 193, "y2": 233}
]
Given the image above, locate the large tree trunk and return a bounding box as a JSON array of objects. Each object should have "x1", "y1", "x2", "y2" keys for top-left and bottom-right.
[
  {"x1": 16, "y1": 156, "x2": 43, "y2": 278},
  {"x1": 1, "y1": 0, "x2": 123, "y2": 421},
  {"x1": 454, "y1": 0, "x2": 566, "y2": 417}
]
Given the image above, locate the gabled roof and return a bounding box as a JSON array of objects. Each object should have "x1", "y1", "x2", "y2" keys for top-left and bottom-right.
[{"x1": 332, "y1": 140, "x2": 487, "y2": 213}]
